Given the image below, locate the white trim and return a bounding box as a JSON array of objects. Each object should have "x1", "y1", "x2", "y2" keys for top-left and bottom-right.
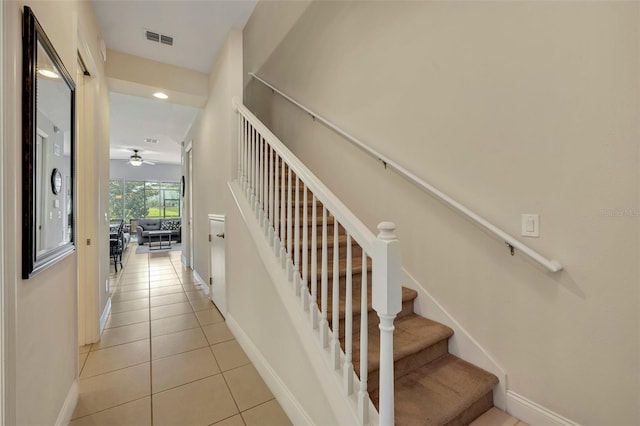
[
  {"x1": 192, "y1": 269, "x2": 210, "y2": 296},
  {"x1": 507, "y1": 391, "x2": 580, "y2": 426},
  {"x1": 229, "y1": 180, "x2": 378, "y2": 425},
  {"x1": 54, "y1": 380, "x2": 78, "y2": 426},
  {"x1": 99, "y1": 297, "x2": 111, "y2": 334},
  {"x1": 402, "y1": 269, "x2": 508, "y2": 410},
  {"x1": 227, "y1": 315, "x2": 314, "y2": 426}
]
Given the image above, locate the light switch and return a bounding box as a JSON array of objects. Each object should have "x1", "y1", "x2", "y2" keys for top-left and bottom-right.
[{"x1": 521, "y1": 214, "x2": 539, "y2": 237}]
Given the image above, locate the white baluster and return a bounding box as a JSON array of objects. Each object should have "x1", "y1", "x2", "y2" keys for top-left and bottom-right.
[
  {"x1": 331, "y1": 217, "x2": 341, "y2": 369},
  {"x1": 280, "y1": 163, "x2": 286, "y2": 266},
  {"x1": 250, "y1": 126, "x2": 255, "y2": 207},
  {"x1": 310, "y1": 196, "x2": 319, "y2": 329},
  {"x1": 257, "y1": 135, "x2": 263, "y2": 220},
  {"x1": 242, "y1": 118, "x2": 248, "y2": 192},
  {"x1": 262, "y1": 138, "x2": 268, "y2": 230},
  {"x1": 274, "y1": 156, "x2": 280, "y2": 255},
  {"x1": 256, "y1": 134, "x2": 264, "y2": 220},
  {"x1": 320, "y1": 206, "x2": 329, "y2": 347},
  {"x1": 294, "y1": 176, "x2": 301, "y2": 293},
  {"x1": 286, "y1": 167, "x2": 293, "y2": 279},
  {"x1": 301, "y1": 185, "x2": 309, "y2": 311},
  {"x1": 237, "y1": 112, "x2": 241, "y2": 181},
  {"x1": 358, "y1": 251, "x2": 369, "y2": 425},
  {"x1": 343, "y1": 234, "x2": 354, "y2": 394},
  {"x1": 373, "y1": 222, "x2": 402, "y2": 426},
  {"x1": 268, "y1": 147, "x2": 274, "y2": 241}
]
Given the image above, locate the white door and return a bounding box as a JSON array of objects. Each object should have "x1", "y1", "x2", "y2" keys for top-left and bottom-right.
[{"x1": 209, "y1": 214, "x2": 226, "y2": 316}]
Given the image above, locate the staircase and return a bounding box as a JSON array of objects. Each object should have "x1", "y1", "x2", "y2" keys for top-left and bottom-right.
[
  {"x1": 234, "y1": 98, "x2": 498, "y2": 425},
  {"x1": 302, "y1": 197, "x2": 499, "y2": 425}
]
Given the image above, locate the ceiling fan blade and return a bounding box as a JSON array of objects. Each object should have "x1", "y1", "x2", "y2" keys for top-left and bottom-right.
[{"x1": 142, "y1": 160, "x2": 156, "y2": 165}]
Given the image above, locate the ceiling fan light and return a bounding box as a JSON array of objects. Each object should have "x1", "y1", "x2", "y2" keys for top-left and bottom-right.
[{"x1": 129, "y1": 154, "x2": 143, "y2": 166}]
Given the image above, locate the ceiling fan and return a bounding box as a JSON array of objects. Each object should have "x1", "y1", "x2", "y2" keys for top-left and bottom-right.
[{"x1": 128, "y1": 149, "x2": 156, "y2": 167}]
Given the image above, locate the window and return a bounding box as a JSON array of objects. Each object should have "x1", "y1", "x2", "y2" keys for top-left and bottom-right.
[{"x1": 109, "y1": 179, "x2": 181, "y2": 222}]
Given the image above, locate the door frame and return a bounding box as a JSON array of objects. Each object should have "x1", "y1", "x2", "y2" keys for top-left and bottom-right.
[
  {"x1": 76, "y1": 23, "x2": 101, "y2": 347},
  {"x1": 184, "y1": 141, "x2": 194, "y2": 268}
]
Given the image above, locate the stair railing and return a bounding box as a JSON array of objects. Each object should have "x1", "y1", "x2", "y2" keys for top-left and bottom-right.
[
  {"x1": 248, "y1": 72, "x2": 563, "y2": 273},
  {"x1": 233, "y1": 97, "x2": 402, "y2": 425}
]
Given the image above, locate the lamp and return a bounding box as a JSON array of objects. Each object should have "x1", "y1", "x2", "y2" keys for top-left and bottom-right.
[{"x1": 129, "y1": 150, "x2": 143, "y2": 167}]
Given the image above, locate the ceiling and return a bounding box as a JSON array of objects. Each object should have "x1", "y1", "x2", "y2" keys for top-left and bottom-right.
[
  {"x1": 93, "y1": 0, "x2": 257, "y2": 74},
  {"x1": 93, "y1": 0, "x2": 258, "y2": 166},
  {"x1": 109, "y1": 92, "x2": 199, "y2": 165}
]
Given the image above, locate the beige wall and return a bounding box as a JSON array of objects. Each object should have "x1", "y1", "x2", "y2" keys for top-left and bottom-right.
[
  {"x1": 2, "y1": 0, "x2": 109, "y2": 423},
  {"x1": 185, "y1": 29, "x2": 243, "y2": 280},
  {"x1": 226, "y1": 196, "x2": 339, "y2": 425},
  {"x1": 244, "y1": 1, "x2": 640, "y2": 424}
]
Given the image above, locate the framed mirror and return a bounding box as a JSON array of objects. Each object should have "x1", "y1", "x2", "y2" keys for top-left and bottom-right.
[{"x1": 22, "y1": 6, "x2": 76, "y2": 278}]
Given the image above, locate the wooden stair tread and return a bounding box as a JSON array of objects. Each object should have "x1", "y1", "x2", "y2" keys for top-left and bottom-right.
[{"x1": 393, "y1": 354, "x2": 498, "y2": 426}]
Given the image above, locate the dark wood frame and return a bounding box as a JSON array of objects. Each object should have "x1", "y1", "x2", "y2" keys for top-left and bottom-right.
[{"x1": 22, "y1": 6, "x2": 76, "y2": 278}]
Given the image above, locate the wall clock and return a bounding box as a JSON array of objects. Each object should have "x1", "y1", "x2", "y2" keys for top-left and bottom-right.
[{"x1": 51, "y1": 168, "x2": 62, "y2": 195}]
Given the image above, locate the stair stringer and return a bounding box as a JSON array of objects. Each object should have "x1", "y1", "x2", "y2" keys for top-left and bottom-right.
[
  {"x1": 227, "y1": 180, "x2": 379, "y2": 425},
  {"x1": 401, "y1": 268, "x2": 508, "y2": 411}
]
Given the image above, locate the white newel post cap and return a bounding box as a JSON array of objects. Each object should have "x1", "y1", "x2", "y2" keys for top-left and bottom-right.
[{"x1": 372, "y1": 222, "x2": 402, "y2": 316}]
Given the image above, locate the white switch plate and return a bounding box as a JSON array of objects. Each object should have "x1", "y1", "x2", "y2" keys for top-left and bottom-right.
[{"x1": 521, "y1": 214, "x2": 539, "y2": 237}]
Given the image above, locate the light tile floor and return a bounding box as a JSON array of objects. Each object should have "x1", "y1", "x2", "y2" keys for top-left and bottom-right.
[{"x1": 72, "y1": 244, "x2": 292, "y2": 426}]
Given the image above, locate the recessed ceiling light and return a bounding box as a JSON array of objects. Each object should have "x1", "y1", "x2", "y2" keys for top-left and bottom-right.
[
  {"x1": 153, "y1": 92, "x2": 168, "y2": 100},
  {"x1": 38, "y1": 69, "x2": 59, "y2": 79}
]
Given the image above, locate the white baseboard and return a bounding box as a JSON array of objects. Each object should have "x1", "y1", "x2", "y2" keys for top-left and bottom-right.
[
  {"x1": 181, "y1": 254, "x2": 187, "y2": 266},
  {"x1": 192, "y1": 270, "x2": 210, "y2": 296},
  {"x1": 99, "y1": 297, "x2": 111, "y2": 335},
  {"x1": 507, "y1": 391, "x2": 580, "y2": 426},
  {"x1": 226, "y1": 315, "x2": 313, "y2": 426},
  {"x1": 402, "y1": 268, "x2": 507, "y2": 410},
  {"x1": 55, "y1": 380, "x2": 78, "y2": 426}
]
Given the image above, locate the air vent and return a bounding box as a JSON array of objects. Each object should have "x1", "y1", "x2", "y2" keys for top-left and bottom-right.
[
  {"x1": 144, "y1": 29, "x2": 174, "y2": 47},
  {"x1": 160, "y1": 35, "x2": 173, "y2": 46},
  {"x1": 145, "y1": 31, "x2": 160, "y2": 43},
  {"x1": 144, "y1": 138, "x2": 159, "y2": 144}
]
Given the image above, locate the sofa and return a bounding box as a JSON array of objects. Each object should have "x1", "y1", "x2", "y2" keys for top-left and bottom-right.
[{"x1": 136, "y1": 218, "x2": 182, "y2": 244}]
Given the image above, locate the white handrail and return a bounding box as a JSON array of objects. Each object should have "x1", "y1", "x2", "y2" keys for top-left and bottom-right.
[{"x1": 248, "y1": 72, "x2": 563, "y2": 273}]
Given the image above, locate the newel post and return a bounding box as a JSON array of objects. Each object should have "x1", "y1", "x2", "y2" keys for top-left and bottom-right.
[{"x1": 372, "y1": 222, "x2": 401, "y2": 426}]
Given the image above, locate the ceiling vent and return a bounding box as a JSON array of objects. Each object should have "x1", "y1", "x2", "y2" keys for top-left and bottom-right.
[
  {"x1": 145, "y1": 31, "x2": 160, "y2": 43},
  {"x1": 160, "y1": 35, "x2": 173, "y2": 46},
  {"x1": 144, "y1": 138, "x2": 159, "y2": 144},
  {"x1": 145, "y1": 30, "x2": 174, "y2": 46}
]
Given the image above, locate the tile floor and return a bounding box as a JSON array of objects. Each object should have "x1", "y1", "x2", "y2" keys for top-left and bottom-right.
[{"x1": 72, "y1": 244, "x2": 291, "y2": 426}]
